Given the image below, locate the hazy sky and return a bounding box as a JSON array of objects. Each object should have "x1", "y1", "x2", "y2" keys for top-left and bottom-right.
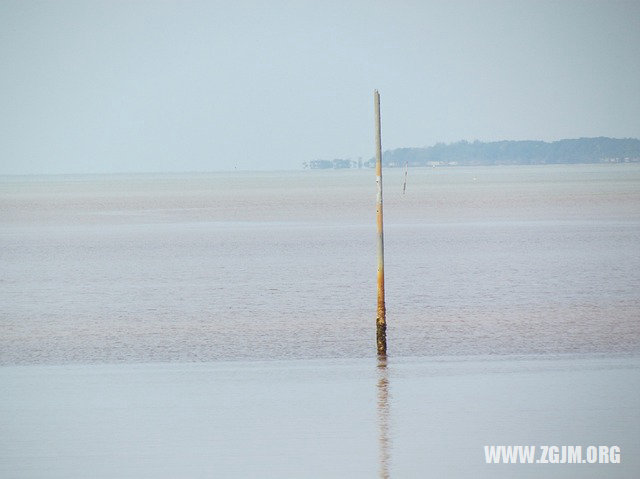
[{"x1": 1, "y1": 0, "x2": 639, "y2": 174}]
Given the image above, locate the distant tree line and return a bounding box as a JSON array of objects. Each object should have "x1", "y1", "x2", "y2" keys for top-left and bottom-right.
[{"x1": 305, "y1": 137, "x2": 640, "y2": 169}]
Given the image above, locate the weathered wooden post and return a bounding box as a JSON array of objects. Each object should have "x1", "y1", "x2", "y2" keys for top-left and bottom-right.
[
  {"x1": 402, "y1": 160, "x2": 408, "y2": 194},
  {"x1": 374, "y1": 90, "x2": 387, "y2": 356}
]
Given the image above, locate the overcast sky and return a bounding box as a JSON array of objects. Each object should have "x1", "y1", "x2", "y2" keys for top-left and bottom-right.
[{"x1": 1, "y1": 0, "x2": 639, "y2": 174}]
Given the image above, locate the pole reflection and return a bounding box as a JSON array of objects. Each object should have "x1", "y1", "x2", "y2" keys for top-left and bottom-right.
[{"x1": 377, "y1": 355, "x2": 391, "y2": 479}]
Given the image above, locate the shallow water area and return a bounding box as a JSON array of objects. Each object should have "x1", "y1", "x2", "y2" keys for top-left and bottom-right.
[
  {"x1": 1, "y1": 165, "x2": 639, "y2": 364},
  {"x1": 1, "y1": 164, "x2": 639, "y2": 477},
  {"x1": 1, "y1": 355, "x2": 638, "y2": 478}
]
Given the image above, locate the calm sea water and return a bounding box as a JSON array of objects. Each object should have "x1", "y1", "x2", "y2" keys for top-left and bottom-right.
[
  {"x1": 1, "y1": 165, "x2": 639, "y2": 478},
  {"x1": 1, "y1": 164, "x2": 639, "y2": 364},
  {"x1": 2, "y1": 356, "x2": 638, "y2": 478}
]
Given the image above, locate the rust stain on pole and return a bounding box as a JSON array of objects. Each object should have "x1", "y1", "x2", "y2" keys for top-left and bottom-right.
[{"x1": 374, "y1": 90, "x2": 387, "y2": 356}]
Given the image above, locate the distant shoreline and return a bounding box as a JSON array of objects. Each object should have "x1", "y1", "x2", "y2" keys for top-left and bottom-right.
[
  {"x1": 305, "y1": 137, "x2": 640, "y2": 169},
  {"x1": 2, "y1": 155, "x2": 640, "y2": 179}
]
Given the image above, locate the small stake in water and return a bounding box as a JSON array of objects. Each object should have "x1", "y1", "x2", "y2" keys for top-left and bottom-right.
[
  {"x1": 402, "y1": 161, "x2": 408, "y2": 194},
  {"x1": 374, "y1": 90, "x2": 387, "y2": 356}
]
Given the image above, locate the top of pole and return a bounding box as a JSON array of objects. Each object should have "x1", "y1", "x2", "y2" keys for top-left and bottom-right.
[{"x1": 374, "y1": 90, "x2": 382, "y2": 175}]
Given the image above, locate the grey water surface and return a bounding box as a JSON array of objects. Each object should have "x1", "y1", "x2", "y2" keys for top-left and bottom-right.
[{"x1": 1, "y1": 165, "x2": 639, "y2": 477}]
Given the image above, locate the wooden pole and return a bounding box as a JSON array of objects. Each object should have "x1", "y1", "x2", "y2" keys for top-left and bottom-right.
[
  {"x1": 402, "y1": 161, "x2": 408, "y2": 194},
  {"x1": 374, "y1": 90, "x2": 386, "y2": 356}
]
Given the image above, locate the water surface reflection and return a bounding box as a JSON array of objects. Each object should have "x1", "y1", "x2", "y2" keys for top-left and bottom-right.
[{"x1": 377, "y1": 356, "x2": 391, "y2": 478}]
